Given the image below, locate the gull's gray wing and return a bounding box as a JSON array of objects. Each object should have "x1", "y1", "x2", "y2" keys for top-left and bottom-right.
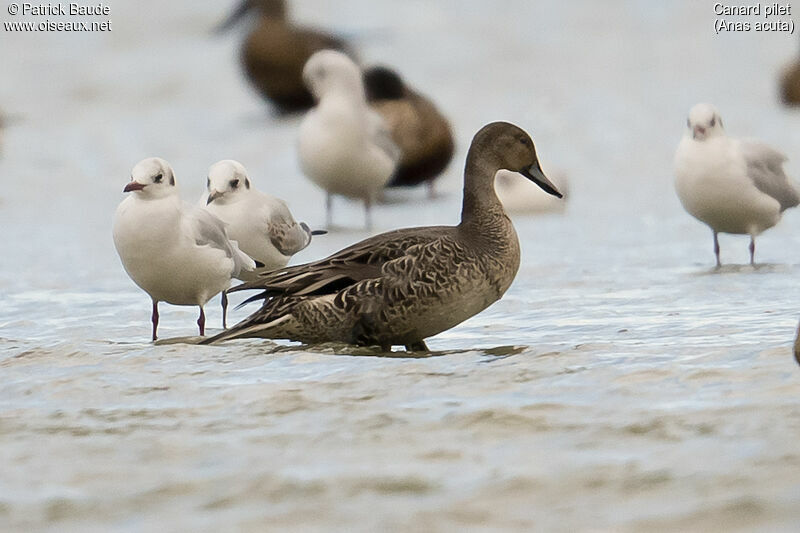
[
  {"x1": 741, "y1": 139, "x2": 800, "y2": 211},
  {"x1": 266, "y1": 200, "x2": 313, "y2": 257},
  {"x1": 188, "y1": 205, "x2": 255, "y2": 276},
  {"x1": 367, "y1": 108, "x2": 401, "y2": 164}
]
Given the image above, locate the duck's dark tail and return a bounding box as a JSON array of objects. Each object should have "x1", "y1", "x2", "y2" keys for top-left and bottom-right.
[{"x1": 200, "y1": 313, "x2": 292, "y2": 345}]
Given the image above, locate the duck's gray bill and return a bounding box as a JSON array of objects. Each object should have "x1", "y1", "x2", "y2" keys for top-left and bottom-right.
[
  {"x1": 520, "y1": 164, "x2": 562, "y2": 198},
  {"x1": 214, "y1": 0, "x2": 250, "y2": 33}
]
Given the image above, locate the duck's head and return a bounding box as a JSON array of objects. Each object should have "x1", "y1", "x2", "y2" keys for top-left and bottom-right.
[
  {"x1": 363, "y1": 66, "x2": 406, "y2": 101},
  {"x1": 303, "y1": 50, "x2": 364, "y2": 102},
  {"x1": 686, "y1": 103, "x2": 724, "y2": 141},
  {"x1": 472, "y1": 122, "x2": 562, "y2": 198},
  {"x1": 124, "y1": 157, "x2": 177, "y2": 199},
  {"x1": 216, "y1": 0, "x2": 287, "y2": 32},
  {"x1": 206, "y1": 159, "x2": 251, "y2": 205}
]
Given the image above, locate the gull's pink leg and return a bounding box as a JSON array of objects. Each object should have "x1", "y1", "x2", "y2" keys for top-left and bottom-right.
[
  {"x1": 198, "y1": 306, "x2": 206, "y2": 336},
  {"x1": 221, "y1": 291, "x2": 228, "y2": 329},
  {"x1": 151, "y1": 300, "x2": 159, "y2": 341},
  {"x1": 749, "y1": 235, "x2": 755, "y2": 265},
  {"x1": 326, "y1": 193, "x2": 333, "y2": 228},
  {"x1": 364, "y1": 197, "x2": 373, "y2": 230},
  {"x1": 713, "y1": 231, "x2": 721, "y2": 268}
]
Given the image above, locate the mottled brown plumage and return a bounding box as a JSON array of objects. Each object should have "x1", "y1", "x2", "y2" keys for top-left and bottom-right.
[
  {"x1": 219, "y1": 0, "x2": 353, "y2": 113},
  {"x1": 364, "y1": 66, "x2": 455, "y2": 188},
  {"x1": 203, "y1": 122, "x2": 561, "y2": 350}
]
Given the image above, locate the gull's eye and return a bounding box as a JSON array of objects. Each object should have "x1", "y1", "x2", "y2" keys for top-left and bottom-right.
[
  {"x1": 153, "y1": 173, "x2": 163, "y2": 183},
  {"x1": 710, "y1": 116, "x2": 716, "y2": 127},
  {"x1": 206, "y1": 177, "x2": 210, "y2": 189},
  {"x1": 230, "y1": 178, "x2": 239, "y2": 189}
]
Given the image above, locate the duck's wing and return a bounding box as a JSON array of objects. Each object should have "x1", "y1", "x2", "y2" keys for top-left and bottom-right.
[
  {"x1": 741, "y1": 139, "x2": 800, "y2": 211},
  {"x1": 231, "y1": 225, "x2": 453, "y2": 302},
  {"x1": 187, "y1": 205, "x2": 255, "y2": 276}
]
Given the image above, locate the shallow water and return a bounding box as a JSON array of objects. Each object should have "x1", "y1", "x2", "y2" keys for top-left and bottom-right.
[{"x1": 2, "y1": 1, "x2": 800, "y2": 531}]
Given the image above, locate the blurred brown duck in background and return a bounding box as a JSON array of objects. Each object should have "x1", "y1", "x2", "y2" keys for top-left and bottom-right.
[
  {"x1": 779, "y1": 39, "x2": 800, "y2": 106},
  {"x1": 218, "y1": 0, "x2": 354, "y2": 113},
  {"x1": 364, "y1": 66, "x2": 455, "y2": 195},
  {"x1": 780, "y1": 62, "x2": 800, "y2": 106},
  {"x1": 794, "y1": 320, "x2": 800, "y2": 366}
]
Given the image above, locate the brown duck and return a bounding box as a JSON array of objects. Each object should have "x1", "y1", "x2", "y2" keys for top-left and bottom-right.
[
  {"x1": 202, "y1": 122, "x2": 561, "y2": 351},
  {"x1": 364, "y1": 66, "x2": 455, "y2": 192},
  {"x1": 218, "y1": 0, "x2": 354, "y2": 113}
]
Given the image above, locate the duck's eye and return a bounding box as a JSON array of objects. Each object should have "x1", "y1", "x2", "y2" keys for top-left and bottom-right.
[
  {"x1": 153, "y1": 173, "x2": 163, "y2": 183},
  {"x1": 230, "y1": 179, "x2": 239, "y2": 189},
  {"x1": 710, "y1": 117, "x2": 716, "y2": 127}
]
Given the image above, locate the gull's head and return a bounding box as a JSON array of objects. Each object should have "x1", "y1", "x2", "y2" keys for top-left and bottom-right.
[
  {"x1": 686, "y1": 103, "x2": 724, "y2": 141},
  {"x1": 302, "y1": 49, "x2": 363, "y2": 101},
  {"x1": 124, "y1": 157, "x2": 176, "y2": 199},
  {"x1": 206, "y1": 159, "x2": 251, "y2": 205},
  {"x1": 474, "y1": 122, "x2": 562, "y2": 198}
]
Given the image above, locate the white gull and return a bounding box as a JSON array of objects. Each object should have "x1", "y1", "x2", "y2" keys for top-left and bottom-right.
[
  {"x1": 113, "y1": 157, "x2": 254, "y2": 341},
  {"x1": 298, "y1": 49, "x2": 400, "y2": 230},
  {"x1": 674, "y1": 103, "x2": 799, "y2": 266},
  {"x1": 203, "y1": 159, "x2": 320, "y2": 282}
]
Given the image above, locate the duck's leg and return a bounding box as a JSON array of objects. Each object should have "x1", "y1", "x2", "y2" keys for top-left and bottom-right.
[
  {"x1": 151, "y1": 300, "x2": 159, "y2": 342},
  {"x1": 326, "y1": 193, "x2": 333, "y2": 228},
  {"x1": 749, "y1": 235, "x2": 756, "y2": 265},
  {"x1": 221, "y1": 290, "x2": 228, "y2": 329},
  {"x1": 712, "y1": 230, "x2": 721, "y2": 267},
  {"x1": 364, "y1": 196, "x2": 373, "y2": 230},
  {"x1": 406, "y1": 340, "x2": 429, "y2": 352},
  {"x1": 197, "y1": 306, "x2": 206, "y2": 336}
]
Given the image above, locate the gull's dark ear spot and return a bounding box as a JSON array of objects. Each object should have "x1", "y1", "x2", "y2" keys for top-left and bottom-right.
[
  {"x1": 169, "y1": 174, "x2": 175, "y2": 186},
  {"x1": 719, "y1": 117, "x2": 723, "y2": 128},
  {"x1": 245, "y1": 178, "x2": 250, "y2": 189},
  {"x1": 686, "y1": 118, "x2": 691, "y2": 128},
  {"x1": 710, "y1": 116, "x2": 716, "y2": 127}
]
